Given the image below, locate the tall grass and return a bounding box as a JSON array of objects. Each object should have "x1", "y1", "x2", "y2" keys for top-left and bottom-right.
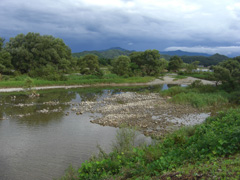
[{"x1": 170, "y1": 92, "x2": 229, "y2": 108}]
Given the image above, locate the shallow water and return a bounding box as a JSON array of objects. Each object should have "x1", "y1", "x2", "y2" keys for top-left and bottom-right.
[
  {"x1": 0, "y1": 86, "x2": 160, "y2": 180},
  {"x1": 0, "y1": 84, "x2": 195, "y2": 180}
]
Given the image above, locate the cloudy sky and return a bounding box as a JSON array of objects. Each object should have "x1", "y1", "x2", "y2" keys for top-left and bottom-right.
[{"x1": 1, "y1": 0, "x2": 240, "y2": 56}]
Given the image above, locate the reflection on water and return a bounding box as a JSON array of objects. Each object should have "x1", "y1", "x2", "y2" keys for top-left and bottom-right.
[{"x1": 0, "y1": 85, "x2": 159, "y2": 180}]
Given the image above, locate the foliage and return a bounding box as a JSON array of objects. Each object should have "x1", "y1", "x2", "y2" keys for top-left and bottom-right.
[
  {"x1": 0, "y1": 74, "x2": 155, "y2": 88},
  {"x1": 5, "y1": 32, "x2": 73, "y2": 75},
  {"x1": 72, "y1": 108, "x2": 240, "y2": 179},
  {"x1": 181, "y1": 53, "x2": 228, "y2": 67},
  {"x1": 187, "y1": 71, "x2": 215, "y2": 81},
  {"x1": 130, "y1": 50, "x2": 164, "y2": 76},
  {"x1": 167, "y1": 55, "x2": 183, "y2": 72},
  {"x1": 111, "y1": 55, "x2": 132, "y2": 76},
  {"x1": 163, "y1": 153, "x2": 240, "y2": 180},
  {"x1": 170, "y1": 91, "x2": 228, "y2": 108},
  {"x1": 72, "y1": 47, "x2": 134, "y2": 59},
  {"x1": 185, "y1": 61, "x2": 199, "y2": 73},
  {"x1": 213, "y1": 58, "x2": 240, "y2": 90},
  {"x1": 0, "y1": 37, "x2": 12, "y2": 75},
  {"x1": 59, "y1": 165, "x2": 78, "y2": 180},
  {"x1": 161, "y1": 81, "x2": 229, "y2": 109},
  {"x1": 111, "y1": 127, "x2": 138, "y2": 153},
  {"x1": 77, "y1": 54, "x2": 103, "y2": 76}
]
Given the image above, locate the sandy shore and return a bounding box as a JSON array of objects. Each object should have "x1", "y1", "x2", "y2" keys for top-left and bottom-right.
[{"x1": 0, "y1": 75, "x2": 216, "y2": 92}]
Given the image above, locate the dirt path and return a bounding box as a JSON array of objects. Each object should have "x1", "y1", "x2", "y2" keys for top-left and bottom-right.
[
  {"x1": 149, "y1": 75, "x2": 215, "y2": 85},
  {"x1": 0, "y1": 75, "x2": 216, "y2": 92}
]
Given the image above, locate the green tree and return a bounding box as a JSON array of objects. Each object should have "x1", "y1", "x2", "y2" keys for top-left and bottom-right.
[
  {"x1": 5, "y1": 32, "x2": 72, "y2": 74},
  {"x1": 0, "y1": 38, "x2": 4, "y2": 51},
  {"x1": 186, "y1": 61, "x2": 199, "y2": 73},
  {"x1": 130, "y1": 50, "x2": 163, "y2": 76},
  {"x1": 213, "y1": 59, "x2": 240, "y2": 89},
  {"x1": 112, "y1": 55, "x2": 131, "y2": 76},
  {"x1": 167, "y1": 55, "x2": 183, "y2": 72},
  {"x1": 78, "y1": 54, "x2": 102, "y2": 76},
  {"x1": 0, "y1": 37, "x2": 12, "y2": 75}
]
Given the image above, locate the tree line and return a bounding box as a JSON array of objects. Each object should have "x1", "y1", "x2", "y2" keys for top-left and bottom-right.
[{"x1": 0, "y1": 32, "x2": 239, "y2": 91}]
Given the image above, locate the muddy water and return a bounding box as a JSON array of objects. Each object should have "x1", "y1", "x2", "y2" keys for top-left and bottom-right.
[{"x1": 0, "y1": 86, "x2": 160, "y2": 180}]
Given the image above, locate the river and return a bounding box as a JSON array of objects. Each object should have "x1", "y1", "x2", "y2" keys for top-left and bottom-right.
[{"x1": 0, "y1": 85, "x2": 166, "y2": 180}]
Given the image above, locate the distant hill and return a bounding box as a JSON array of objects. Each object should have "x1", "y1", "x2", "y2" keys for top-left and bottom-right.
[
  {"x1": 181, "y1": 53, "x2": 229, "y2": 66},
  {"x1": 72, "y1": 48, "x2": 229, "y2": 66},
  {"x1": 160, "y1": 50, "x2": 211, "y2": 57},
  {"x1": 72, "y1": 47, "x2": 134, "y2": 59}
]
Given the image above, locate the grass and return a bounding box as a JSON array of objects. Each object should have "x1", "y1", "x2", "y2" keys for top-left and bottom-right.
[
  {"x1": 60, "y1": 108, "x2": 240, "y2": 179},
  {"x1": 178, "y1": 71, "x2": 215, "y2": 81},
  {"x1": 170, "y1": 92, "x2": 229, "y2": 108},
  {"x1": 160, "y1": 153, "x2": 240, "y2": 179},
  {"x1": 0, "y1": 74, "x2": 155, "y2": 88},
  {"x1": 171, "y1": 75, "x2": 188, "y2": 81},
  {"x1": 160, "y1": 81, "x2": 230, "y2": 109}
]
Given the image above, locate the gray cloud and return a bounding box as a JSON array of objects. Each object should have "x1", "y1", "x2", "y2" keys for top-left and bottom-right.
[{"x1": 1, "y1": 0, "x2": 240, "y2": 54}]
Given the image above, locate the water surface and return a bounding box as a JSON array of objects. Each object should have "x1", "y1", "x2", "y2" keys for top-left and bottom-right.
[{"x1": 0, "y1": 86, "x2": 161, "y2": 180}]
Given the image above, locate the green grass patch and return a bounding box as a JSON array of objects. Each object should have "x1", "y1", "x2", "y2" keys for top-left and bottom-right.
[
  {"x1": 161, "y1": 86, "x2": 188, "y2": 97},
  {"x1": 170, "y1": 92, "x2": 229, "y2": 108},
  {"x1": 161, "y1": 81, "x2": 230, "y2": 109},
  {"x1": 171, "y1": 75, "x2": 188, "y2": 81},
  {"x1": 159, "y1": 153, "x2": 240, "y2": 179},
  {"x1": 184, "y1": 72, "x2": 215, "y2": 81},
  {"x1": 0, "y1": 74, "x2": 155, "y2": 88}
]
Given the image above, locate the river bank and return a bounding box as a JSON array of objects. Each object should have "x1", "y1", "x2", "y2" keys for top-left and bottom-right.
[{"x1": 0, "y1": 75, "x2": 216, "y2": 92}]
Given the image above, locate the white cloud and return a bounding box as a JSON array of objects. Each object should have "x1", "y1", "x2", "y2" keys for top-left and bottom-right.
[{"x1": 165, "y1": 46, "x2": 240, "y2": 56}]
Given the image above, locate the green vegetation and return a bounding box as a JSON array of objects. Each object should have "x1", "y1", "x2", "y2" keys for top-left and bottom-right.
[
  {"x1": 130, "y1": 50, "x2": 167, "y2": 76},
  {"x1": 188, "y1": 71, "x2": 214, "y2": 80},
  {"x1": 72, "y1": 47, "x2": 134, "y2": 60},
  {"x1": 1, "y1": 32, "x2": 239, "y2": 89},
  {"x1": 0, "y1": 74, "x2": 155, "y2": 88},
  {"x1": 161, "y1": 81, "x2": 231, "y2": 109},
  {"x1": 181, "y1": 53, "x2": 229, "y2": 66},
  {"x1": 6, "y1": 33, "x2": 74, "y2": 78},
  {"x1": 0, "y1": 37, "x2": 12, "y2": 75},
  {"x1": 167, "y1": 55, "x2": 183, "y2": 72},
  {"x1": 61, "y1": 108, "x2": 240, "y2": 179},
  {"x1": 112, "y1": 55, "x2": 132, "y2": 76},
  {"x1": 77, "y1": 54, "x2": 103, "y2": 76},
  {"x1": 213, "y1": 57, "x2": 240, "y2": 91}
]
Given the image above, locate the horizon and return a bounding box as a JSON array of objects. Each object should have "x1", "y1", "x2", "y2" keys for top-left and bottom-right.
[{"x1": 73, "y1": 46, "x2": 233, "y2": 57}]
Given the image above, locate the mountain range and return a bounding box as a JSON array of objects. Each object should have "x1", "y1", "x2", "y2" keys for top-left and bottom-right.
[
  {"x1": 72, "y1": 47, "x2": 229, "y2": 66},
  {"x1": 73, "y1": 47, "x2": 213, "y2": 58}
]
